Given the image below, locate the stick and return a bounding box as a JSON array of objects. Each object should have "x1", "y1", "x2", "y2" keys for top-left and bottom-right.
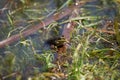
[{"x1": 0, "y1": 1, "x2": 88, "y2": 48}]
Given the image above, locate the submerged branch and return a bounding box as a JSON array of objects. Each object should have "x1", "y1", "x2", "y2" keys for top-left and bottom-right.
[{"x1": 0, "y1": 1, "x2": 90, "y2": 48}]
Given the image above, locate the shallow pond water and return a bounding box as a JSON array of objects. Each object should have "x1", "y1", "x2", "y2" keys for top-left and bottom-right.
[
  {"x1": 0, "y1": 0, "x2": 117, "y2": 53},
  {"x1": 0, "y1": 0, "x2": 119, "y2": 80}
]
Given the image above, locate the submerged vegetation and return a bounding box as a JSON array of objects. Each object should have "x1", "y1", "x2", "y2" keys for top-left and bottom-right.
[{"x1": 0, "y1": 0, "x2": 120, "y2": 80}]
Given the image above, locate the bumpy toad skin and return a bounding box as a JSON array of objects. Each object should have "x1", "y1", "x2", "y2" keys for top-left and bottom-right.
[{"x1": 46, "y1": 36, "x2": 68, "y2": 53}]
